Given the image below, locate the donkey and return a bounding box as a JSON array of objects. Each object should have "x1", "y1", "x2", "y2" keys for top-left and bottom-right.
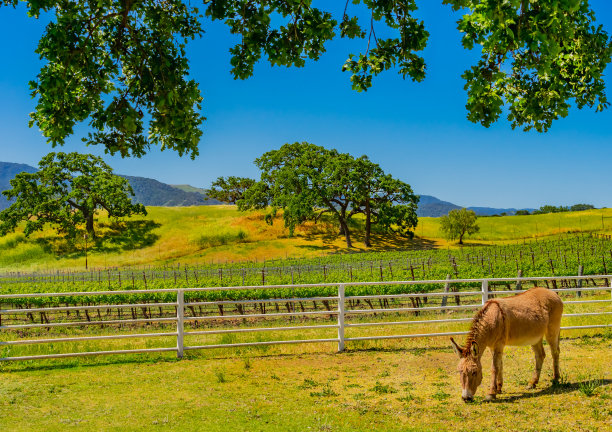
[{"x1": 450, "y1": 287, "x2": 563, "y2": 402}]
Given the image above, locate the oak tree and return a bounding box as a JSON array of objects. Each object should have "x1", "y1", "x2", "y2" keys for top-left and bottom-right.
[
  {"x1": 440, "y1": 208, "x2": 480, "y2": 245},
  {"x1": 239, "y1": 142, "x2": 358, "y2": 246},
  {"x1": 205, "y1": 176, "x2": 256, "y2": 204},
  {"x1": 0, "y1": 152, "x2": 146, "y2": 238},
  {"x1": 351, "y1": 156, "x2": 419, "y2": 247},
  {"x1": 2, "y1": 1, "x2": 610, "y2": 158},
  {"x1": 239, "y1": 142, "x2": 418, "y2": 248}
]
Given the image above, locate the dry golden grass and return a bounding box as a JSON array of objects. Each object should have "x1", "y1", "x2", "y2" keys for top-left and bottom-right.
[{"x1": 1, "y1": 206, "x2": 612, "y2": 271}]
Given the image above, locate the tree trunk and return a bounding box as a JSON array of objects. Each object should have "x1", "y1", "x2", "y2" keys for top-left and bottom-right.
[
  {"x1": 85, "y1": 212, "x2": 96, "y2": 238},
  {"x1": 339, "y1": 218, "x2": 352, "y2": 248},
  {"x1": 364, "y1": 201, "x2": 372, "y2": 247}
]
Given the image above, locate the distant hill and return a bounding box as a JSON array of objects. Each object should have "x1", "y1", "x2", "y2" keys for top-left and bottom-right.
[
  {"x1": 416, "y1": 194, "x2": 533, "y2": 217},
  {"x1": 416, "y1": 195, "x2": 461, "y2": 217},
  {"x1": 121, "y1": 176, "x2": 221, "y2": 206},
  {"x1": 0, "y1": 161, "x2": 221, "y2": 208},
  {"x1": 171, "y1": 184, "x2": 208, "y2": 195},
  {"x1": 0, "y1": 162, "x2": 38, "y2": 210},
  {"x1": 0, "y1": 161, "x2": 533, "y2": 214}
]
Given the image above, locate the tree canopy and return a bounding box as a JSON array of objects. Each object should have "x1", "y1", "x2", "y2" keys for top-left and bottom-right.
[
  {"x1": 205, "y1": 176, "x2": 256, "y2": 204},
  {"x1": 238, "y1": 142, "x2": 418, "y2": 248},
  {"x1": 532, "y1": 203, "x2": 596, "y2": 214},
  {"x1": 2, "y1": 1, "x2": 610, "y2": 158},
  {"x1": 440, "y1": 208, "x2": 479, "y2": 244},
  {"x1": 0, "y1": 152, "x2": 146, "y2": 238}
]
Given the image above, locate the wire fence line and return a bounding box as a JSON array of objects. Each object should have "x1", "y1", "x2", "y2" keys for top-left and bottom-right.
[{"x1": 1, "y1": 275, "x2": 611, "y2": 362}]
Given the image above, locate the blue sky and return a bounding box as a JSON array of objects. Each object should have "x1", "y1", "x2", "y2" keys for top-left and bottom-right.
[{"x1": 1, "y1": 1, "x2": 612, "y2": 209}]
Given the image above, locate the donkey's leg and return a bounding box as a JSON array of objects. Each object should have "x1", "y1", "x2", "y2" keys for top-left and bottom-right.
[
  {"x1": 486, "y1": 348, "x2": 504, "y2": 400},
  {"x1": 546, "y1": 327, "x2": 561, "y2": 383},
  {"x1": 495, "y1": 351, "x2": 504, "y2": 394},
  {"x1": 528, "y1": 339, "x2": 546, "y2": 389}
]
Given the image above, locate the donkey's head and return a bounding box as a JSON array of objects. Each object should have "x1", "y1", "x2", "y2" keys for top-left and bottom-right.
[{"x1": 450, "y1": 337, "x2": 482, "y2": 402}]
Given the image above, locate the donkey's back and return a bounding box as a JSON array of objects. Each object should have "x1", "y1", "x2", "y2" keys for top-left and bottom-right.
[{"x1": 498, "y1": 287, "x2": 563, "y2": 347}]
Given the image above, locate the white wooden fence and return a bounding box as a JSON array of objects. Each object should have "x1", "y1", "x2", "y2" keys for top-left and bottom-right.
[{"x1": 1, "y1": 275, "x2": 611, "y2": 362}]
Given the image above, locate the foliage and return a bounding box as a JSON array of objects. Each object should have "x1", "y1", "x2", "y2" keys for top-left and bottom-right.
[
  {"x1": 533, "y1": 205, "x2": 570, "y2": 215},
  {"x1": 532, "y1": 204, "x2": 595, "y2": 215},
  {"x1": 0, "y1": 152, "x2": 146, "y2": 238},
  {"x1": 1, "y1": 1, "x2": 610, "y2": 158},
  {"x1": 351, "y1": 156, "x2": 419, "y2": 247},
  {"x1": 571, "y1": 204, "x2": 595, "y2": 212},
  {"x1": 205, "y1": 176, "x2": 256, "y2": 204},
  {"x1": 440, "y1": 208, "x2": 479, "y2": 244},
  {"x1": 240, "y1": 142, "x2": 354, "y2": 244},
  {"x1": 3, "y1": 0, "x2": 204, "y2": 158},
  {"x1": 239, "y1": 143, "x2": 418, "y2": 248},
  {"x1": 515, "y1": 210, "x2": 530, "y2": 216},
  {"x1": 447, "y1": 0, "x2": 612, "y2": 132}
]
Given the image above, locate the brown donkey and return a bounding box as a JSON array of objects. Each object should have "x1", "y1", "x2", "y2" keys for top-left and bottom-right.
[{"x1": 450, "y1": 287, "x2": 563, "y2": 402}]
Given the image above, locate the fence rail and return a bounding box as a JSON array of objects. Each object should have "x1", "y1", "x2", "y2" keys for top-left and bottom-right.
[{"x1": 1, "y1": 275, "x2": 611, "y2": 362}]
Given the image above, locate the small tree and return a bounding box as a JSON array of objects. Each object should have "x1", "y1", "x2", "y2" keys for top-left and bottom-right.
[
  {"x1": 205, "y1": 176, "x2": 256, "y2": 204},
  {"x1": 440, "y1": 208, "x2": 480, "y2": 245},
  {"x1": 0, "y1": 152, "x2": 146, "y2": 239}
]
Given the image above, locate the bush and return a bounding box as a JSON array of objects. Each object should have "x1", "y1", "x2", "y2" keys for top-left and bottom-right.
[{"x1": 194, "y1": 229, "x2": 249, "y2": 249}]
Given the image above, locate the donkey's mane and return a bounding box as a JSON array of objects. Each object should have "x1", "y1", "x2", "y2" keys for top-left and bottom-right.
[{"x1": 465, "y1": 300, "x2": 504, "y2": 351}]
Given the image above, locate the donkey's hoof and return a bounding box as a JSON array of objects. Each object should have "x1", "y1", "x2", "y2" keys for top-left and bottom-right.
[
  {"x1": 527, "y1": 383, "x2": 537, "y2": 390},
  {"x1": 485, "y1": 394, "x2": 496, "y2": 401}
]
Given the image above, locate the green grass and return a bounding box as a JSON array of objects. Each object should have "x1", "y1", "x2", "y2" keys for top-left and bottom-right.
[
  {"x1": 417, "y1": 208, "x2": 612, "y2": 242},
  {"x1": 1, "y1": 330, "x2": 610, "y2": 431}
]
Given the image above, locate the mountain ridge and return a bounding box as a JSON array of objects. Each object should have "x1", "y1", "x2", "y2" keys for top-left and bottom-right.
[{"x1": 0, "y1": 161, "x2": 533, "y2": 216}]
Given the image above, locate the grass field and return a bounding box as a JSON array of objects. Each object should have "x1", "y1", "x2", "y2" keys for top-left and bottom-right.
[
  {"x1": 2, "y1": 206, "x2": 612, "y2": 272},
  {"x1": 1, "y1": 328, "x2": 610, "y2": 431}
]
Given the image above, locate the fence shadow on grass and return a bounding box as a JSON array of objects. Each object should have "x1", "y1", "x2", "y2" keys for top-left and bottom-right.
[{"x1": 0, "y1": 353, "x2": 179, "y2": 374}]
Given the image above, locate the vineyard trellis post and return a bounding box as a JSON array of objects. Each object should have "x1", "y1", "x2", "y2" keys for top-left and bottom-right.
[
  {"x1": 577, "y1": 265, "x2": 583, "y2": 298},
  {"x1": 177, "y1": 289, "x2": 184, "y2": 359},
  {"x1": 481, "y1": 279, "x2": 489, "y2": 305},
  {"x1": 338, "y1": 284, "x2": 345, "y2": 352},
  {"x1": 441, "y1": 274, "x2": 451, "y2": 308}
]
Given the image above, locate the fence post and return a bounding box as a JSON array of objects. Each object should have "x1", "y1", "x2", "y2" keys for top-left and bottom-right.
[
  {"x1": 481, "y1": 279, "x2": 489, "y2": 306},
  {"x1": 515, "y1": 270, "x2": 523, "y2": 291},
  {"x1": 577, "y1": 265, "x2": 583, "y2": 298},
  {"x1": 337, "y1": 284, "x2": 345, "y2": 352},
  {"x1": 177, "y1": 289, "x2": 184, "y2": 359},
  {"x1": 441, "y1": 274, "x2": 451, "y2": 309}
]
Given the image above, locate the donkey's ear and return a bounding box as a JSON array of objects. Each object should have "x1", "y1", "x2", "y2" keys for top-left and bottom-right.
[
  {"x1": 450, "y1": 337, "x2": 463, "y2": 358},
  {"x1": 470, "y1": 342, "x2": 479, "y2": 357}
]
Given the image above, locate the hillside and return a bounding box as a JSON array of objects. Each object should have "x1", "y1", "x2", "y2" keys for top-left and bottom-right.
[
  {"x1": 0, "y1": 162, "x2": 37, "y2": 210},
  {"x1": 122, "y1": 176, "x2": 221, "y2": 206},
  {"x1": 1, "y1": 205, "x2": 611, "y2": 271},
  {"x1": 171, "y1": 184, "x2": 209, "y2": 195},
  {"x1": 416, "y1": 194, "x2": 533, "y2": 217},
  {"x1": 0, "y1": 161, "x2": 221, "y2": 208}
]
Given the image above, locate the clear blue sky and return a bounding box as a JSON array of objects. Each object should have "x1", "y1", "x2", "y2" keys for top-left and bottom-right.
[{"x1": 1, "y1": 1, "x2": 612, "y2": 209}]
